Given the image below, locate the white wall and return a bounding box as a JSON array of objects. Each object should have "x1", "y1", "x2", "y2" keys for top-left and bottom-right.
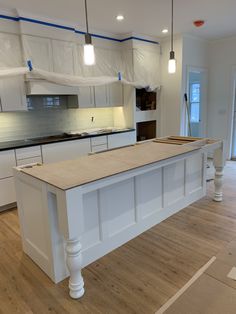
[
  {"x1": 160, "y1": 35, "x2": 209, "y2": 137},
  {"x1": 208, "y1": 36, "x2": 236, "y2": 158},
  {"x1": 160, "y1": 35, "x2": 183, "y2": 136}
]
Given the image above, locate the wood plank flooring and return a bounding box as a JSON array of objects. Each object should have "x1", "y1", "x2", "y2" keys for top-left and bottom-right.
[{"x1": 1, "y1": 161, "x2": 236, "y2": 314}]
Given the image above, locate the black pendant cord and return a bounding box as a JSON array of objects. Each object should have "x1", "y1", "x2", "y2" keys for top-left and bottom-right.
[
  {"x1": 171, "y1": 0, "x2": 174, "y2": 52},
  {"x1": 84, "y1": 0, "x2": 89, "y2": 34}
]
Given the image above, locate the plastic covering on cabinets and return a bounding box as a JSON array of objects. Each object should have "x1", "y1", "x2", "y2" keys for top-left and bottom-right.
[{"x1": 0, "y1": 36, "x2": 161, "y2": 91}]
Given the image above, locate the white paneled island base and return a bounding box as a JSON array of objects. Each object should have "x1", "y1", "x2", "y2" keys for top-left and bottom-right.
[{"x1": 13, "y1": 139, "x2": 224, "y2": 299}]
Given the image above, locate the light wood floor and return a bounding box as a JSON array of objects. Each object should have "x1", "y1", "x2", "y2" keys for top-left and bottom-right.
[{"x1": 1, "y1": 162, "x2": 236, "y2": 314}]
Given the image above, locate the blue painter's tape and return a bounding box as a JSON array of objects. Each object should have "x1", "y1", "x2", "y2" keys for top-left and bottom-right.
[
  {"x1": 118, "y1": 72, "x2": 122, "y2": 81},
  {"x1": 19, "y1": 16, "x2": 74, "y2": 31},
  {"x1": 0, "y1": 14, "x2": 159, "y2": 45},
  {"x1": 0, "y1": 14, "x2": 19, "y2": 21},
  {"x1": 27, "y1": 60, "x2": 33, "y2": 71},
  {"x1": 121, "y1": 36, "x2": 159, "y2": 45}
]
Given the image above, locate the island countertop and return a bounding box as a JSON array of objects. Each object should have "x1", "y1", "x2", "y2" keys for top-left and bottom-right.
[{"x1": 19, "y1": 141, "x2": 199, "y2": 190}]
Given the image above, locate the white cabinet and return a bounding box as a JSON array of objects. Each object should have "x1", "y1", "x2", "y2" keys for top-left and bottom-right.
[
  {"x1": 108, "y1": 131, "x2": 136, "y2": 149},
  {"x1": 0, "y1": 150, "x2": 16, "y2": 178},
  {"x1": 0, "y1": 178, "x2": 16, "y2": 207},
  {"x1": 90, "y1": 136, "x2": 108, "y2": 152},
  {"x1": 15, "y1": 146, "x2": 42, "y2": 166},
  {"x1": 0, "y1": 33, "x2": 23, "y2": 67},
  {"x1": 42, "y1": 139, "x2": 91, "y2": 163},
  {"x1": 94, "y1": 86, "x2": 108, "y2": 107},
  {"x1": 78, "y1": 87, "x2": 94, "y2": 108},
  {"x1": 0, "y1": 150, "x2": 17, "y2": 207},
  {"x1": 22, "y1": 35, "x2": 53, "y2": 72},
  {"x1": 0, "y1": 77, "x2": 27, "y2": 111},
  {"x1": 108, "y1": 83, "x2": 123, "y2": 107},
  {"x1": 52, "y1": 40, "x2": 77, "y2": 75}
]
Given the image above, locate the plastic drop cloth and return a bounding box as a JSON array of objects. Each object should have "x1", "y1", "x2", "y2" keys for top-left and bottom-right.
[{"x1": 0, "y1": 34, "x2": 161, "y2": 91}]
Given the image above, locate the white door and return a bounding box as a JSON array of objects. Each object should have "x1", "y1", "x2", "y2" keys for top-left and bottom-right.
[{"x1": 186, "y1": 68, "x2": 207, "y2": 137}]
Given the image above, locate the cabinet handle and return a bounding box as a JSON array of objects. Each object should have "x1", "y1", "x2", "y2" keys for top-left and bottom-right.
[{"x1": 0, "y1": 96, "x2": 2, "y2": 111}]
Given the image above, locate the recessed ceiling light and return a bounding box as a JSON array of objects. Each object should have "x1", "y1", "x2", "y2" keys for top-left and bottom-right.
[
  {"x1": 162, "y1": 29, "x2": 168, "y2": 34},
  {"x1": 116, "y1": 15, "x2": 124, "y2": 21}
]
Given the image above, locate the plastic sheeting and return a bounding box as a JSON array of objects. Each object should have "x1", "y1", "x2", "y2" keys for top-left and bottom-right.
[{"x1": 0, "y1": 34, "x2": 161, "y2": 91}]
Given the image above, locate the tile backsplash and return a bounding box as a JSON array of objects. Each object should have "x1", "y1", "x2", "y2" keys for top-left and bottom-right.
[{"x1": 0, "y1": 108, "x2": 114, "y2": 142}]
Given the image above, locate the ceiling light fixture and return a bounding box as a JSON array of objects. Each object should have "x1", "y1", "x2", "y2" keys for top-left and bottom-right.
[
  {"x1": 168, "y1": 0, "x2": 176, "y2": 74},
  {"x1": 83, "y1": 0, "x2": 95, "y2": 66},
  {"x1": 116, "y1": 15, "x2": 124, "y2": 21},
  {"x1": 162, "y1": 28, "x2": 168, "y2": 34}
]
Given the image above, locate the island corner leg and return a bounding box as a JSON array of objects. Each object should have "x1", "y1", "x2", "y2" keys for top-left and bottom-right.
[
  {"x1": 213, "y1": 145, "x2": 224, "y2": 202},
  {"x1": 56, "y1": 189, "x2": 85, "y2": 299},
  {"x1": 66, "y1": 238, "x2": 84, "y2": 299}
]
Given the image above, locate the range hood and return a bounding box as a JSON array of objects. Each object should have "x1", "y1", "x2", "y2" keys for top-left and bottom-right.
[{"x1": 26, "y1": 80, "x2": 79, "y2": 95}]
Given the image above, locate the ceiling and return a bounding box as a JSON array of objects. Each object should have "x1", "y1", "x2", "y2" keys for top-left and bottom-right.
[{"x1": 1, "y1": 0, "x2": 236, "y2": 40}]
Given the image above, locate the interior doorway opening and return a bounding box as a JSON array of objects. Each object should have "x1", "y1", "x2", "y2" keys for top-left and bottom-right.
[{"x1": 185, "y1": 67, "x2": 207, "y2": 138}]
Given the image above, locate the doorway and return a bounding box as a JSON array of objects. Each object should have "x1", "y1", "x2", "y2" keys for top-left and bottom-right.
[
  {"x1": 186, "y1": 67, "x2": 207, "y2": 137},
  {"x1": 232, "y1": 93, "x2": 236, "y2": 160}
]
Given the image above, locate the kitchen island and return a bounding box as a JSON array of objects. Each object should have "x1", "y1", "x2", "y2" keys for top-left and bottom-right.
[{"x1": 13, "y1": 137, "x2": 224, "y2": 299}]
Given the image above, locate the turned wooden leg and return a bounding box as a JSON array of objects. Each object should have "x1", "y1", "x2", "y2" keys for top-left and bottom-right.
[
  {"x1": 66, "y1": 239, "x2": 84, "y2": 299},
  {"x1": 214, "y1": 166, "x2": 224, "y2": 202}
]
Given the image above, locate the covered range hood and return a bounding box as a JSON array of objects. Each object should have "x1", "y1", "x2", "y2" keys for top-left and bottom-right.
[{"x1": 26, "y1": 80, "x2": 79, "y2": 95}]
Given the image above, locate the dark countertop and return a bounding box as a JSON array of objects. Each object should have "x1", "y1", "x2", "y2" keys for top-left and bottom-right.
[{"x1": 0, "y1": 129, "x2": 135, "y2": 151}]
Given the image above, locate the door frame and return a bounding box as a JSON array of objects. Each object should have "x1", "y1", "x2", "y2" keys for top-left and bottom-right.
[
  {"x1": 228, "y1": 66, "x2": 236, "y2": 159},
  {"x1": 184, "y1": 66, "x2": 208, "y2": 137}
]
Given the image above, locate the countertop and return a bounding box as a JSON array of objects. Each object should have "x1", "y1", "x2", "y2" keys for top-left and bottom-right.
[
  {"x1": 19, "y1": 141, "x2": 199, "y2": 190},
  {"x1": 0, "y1": 128, "x2": 135, "y2": 151}
]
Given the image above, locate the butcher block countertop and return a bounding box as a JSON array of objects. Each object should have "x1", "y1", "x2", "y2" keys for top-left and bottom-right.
[{"x1": 19, "y1": 141, "x2": 200, "y2": 190}]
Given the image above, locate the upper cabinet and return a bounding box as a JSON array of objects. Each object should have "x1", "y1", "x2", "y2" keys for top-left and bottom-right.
[
  {"x1": 22, "y1": 35, "x2": 53, "y2": 72},
  {"x1": 52, "y1": 40, "x2": 77, "y2": 75},
  {"x1": 0, "y1": 77, "x2": 27, "y2": 112},
  {"x1": 108, "y1": 83, "x2": 123, "y2": 107}
]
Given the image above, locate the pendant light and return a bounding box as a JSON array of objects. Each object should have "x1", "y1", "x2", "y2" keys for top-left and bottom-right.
[
  {"x1": 83, "y1": 0, "x2": 95, "y2": 65},
  {"x1": 168, "y1": 0, "x2": 176, "y2": 74}
]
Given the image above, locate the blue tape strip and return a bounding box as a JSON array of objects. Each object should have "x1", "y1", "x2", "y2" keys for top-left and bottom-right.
[
  {"x1": 0, "y1": 14, "x2": 19, "y2": 21},
  {"x1": 118, "y1": 72, "x2": 122, "y2": 81},
  {"x1": 121, "y1": 36, "x2": 159, "y2": 45},
  {"x1": 0, "y1": 14, "x2": 159, "y2": 45},
  {"x1": 27, "y1": 60, "x2": 33, "y2": 71}
]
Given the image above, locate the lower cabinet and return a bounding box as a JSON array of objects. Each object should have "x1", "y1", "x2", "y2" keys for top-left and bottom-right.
[
  {"x1": 0, "y1": 177, "x2": 16, "y2": 207},
  {"x1": 0, "y1": 132, "x2": 135, "y2": 208},
  {"x1": 108, "y1": 131, "x2": 136, "y2": 149},
  {"x1": 42, "y1": 138, "x2": 91, "y2": 163}
]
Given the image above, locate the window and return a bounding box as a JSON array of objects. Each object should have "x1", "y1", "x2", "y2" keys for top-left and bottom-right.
[{"x1": 190, "y1": 83, "x2": 200, "y2": 123}]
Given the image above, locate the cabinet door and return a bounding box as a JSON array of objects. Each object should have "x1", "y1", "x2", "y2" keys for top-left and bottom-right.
[
  {"x1": 42, "y1": 139, "x2": 91, "y2": 164},
  {"x1": 52, "y1": 40, "x2": 77, "y2": 75},
  {"x1": 78, "y1": 87, "x2": 94, "y2": 108},
  {"x1": 94, "y1": 86, "x2": 109, "y2": 107},
  {"x1": 0, "y1": 150, "x2": 16, "y2": 179},
  {"x1": 22, "y1": 35, "x2": 53, "y2": 71},
  {"x1": 0, "y1": 177, "x2": 16, "y2": 206},
  {"x1": 108, "y1": 83, "x2": 123, "y2": 107},
  {"x1": 0, "y1": 33, "x2": 23, "y2": 67},
  {"x1": 108, "y1": 131, "x2": 136, "y2": 149},
  {"x1": 0, "y1": 77, "x2": 27, "y2": 111}
]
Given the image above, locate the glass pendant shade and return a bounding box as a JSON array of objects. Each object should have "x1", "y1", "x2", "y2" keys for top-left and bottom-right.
[{"x1": 83, "y1": 43, "x2": 95, "y2": 66}]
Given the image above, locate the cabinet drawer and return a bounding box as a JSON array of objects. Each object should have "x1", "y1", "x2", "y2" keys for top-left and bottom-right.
[
  {"x1": 91, "y1": 136, "x2": 108, "y2": 146},
  {"x1": 0, "y1": 150, "x2": 16, "y2": 179},
  {"x1": 0, "y1": 177, "x2": 16, "y2": 206},
  {"x1": 17, "y1": 156, "x2": 42, "y2": 166},
  {"x1": 16, "y1": 146, "x2": 41, "y2": 160},
  {"x1": 91, "y1": 144, "x2": 107, "y2": 153}
]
